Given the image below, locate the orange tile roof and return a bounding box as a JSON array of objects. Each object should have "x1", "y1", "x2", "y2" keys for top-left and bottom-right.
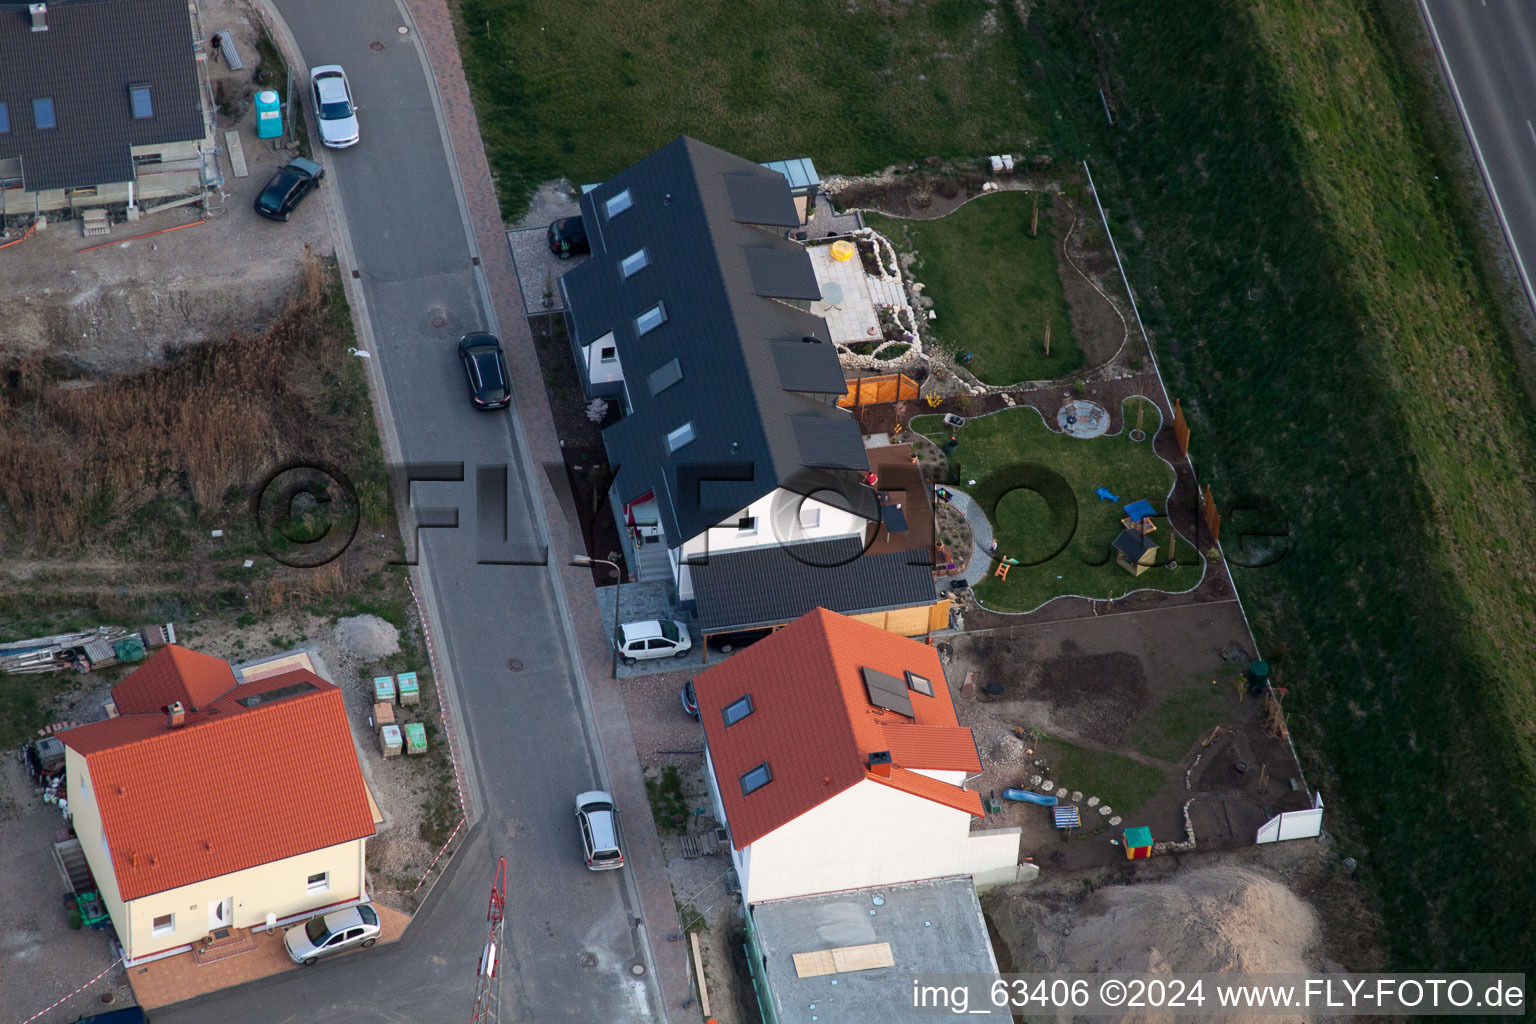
[
  {"x1": 871, "y1": 766, "x2": 986, "y2": 817},
  {"x1": 693, "y1": 608, "x2": 982, "y2": 850},
  {"x1": 61, "y1": 666, "x2": 376, "y2": 901},
  {"x1": 110, "y1": 644, "x2": 239, "y2": 715}
]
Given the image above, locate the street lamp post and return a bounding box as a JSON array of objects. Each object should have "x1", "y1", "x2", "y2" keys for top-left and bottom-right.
[{"x1": 571, "y1": 554, "x2": 621, "y2": 680}]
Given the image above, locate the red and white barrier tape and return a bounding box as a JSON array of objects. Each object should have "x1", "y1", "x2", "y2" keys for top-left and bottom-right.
[{"x1": 18, "y1": 957, "x2": 123, "y2": 1024}]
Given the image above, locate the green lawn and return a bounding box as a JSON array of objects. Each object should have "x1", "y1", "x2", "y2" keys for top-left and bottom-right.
[
  {"x1": 866, "y1": 193, "x2": 1084, "y2": 383},
  {"x1": 1133, "y1": 676, "x2": 1244, "y2": 764},
  {"x1": 455, "y1": 0, "x2": 1042, "y2": 220},
  {"x1": 916, "y1": 397, "x2": 1200, "y2": 610},
  {"x1": 1030, "y1": 0, "x2": 1536, "y2": 972},
  {"x1": 1044, "y1": 738, "x2": 1166, "y2": 816}
]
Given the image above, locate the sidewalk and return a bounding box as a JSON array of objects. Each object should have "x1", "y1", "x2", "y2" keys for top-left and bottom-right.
[{"x1": 394, "y1": 0, "x2": 688, "y2": 1017}]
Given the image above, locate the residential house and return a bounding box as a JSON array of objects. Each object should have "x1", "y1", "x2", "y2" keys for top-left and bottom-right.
[
  {"x1": 743, "y1": 876, "x2": 1004, "y2": 1024},
  {"x1": 561, "y1": 136, "x2": 947, "y2": 641},
  {"x1": 691, "y1": 608, "x2": 1022, "y2": 905},
  {"x1": 0, "y1": 0, "x2": 213, "y2": 216},
  {"x1": 59, "y1": 645, "x2": 379, "y2": 965}
]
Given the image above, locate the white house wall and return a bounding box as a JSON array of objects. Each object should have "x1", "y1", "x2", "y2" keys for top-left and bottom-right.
[
  {"x1": 674, "y1": 488, "x2": 867, "y2": 600},
  {"x1": 741, "y1": 778, "x2": 978, "y2": 904},
  {"x1": 584, "y1": 331, "x2": 624, "y2": 387}
]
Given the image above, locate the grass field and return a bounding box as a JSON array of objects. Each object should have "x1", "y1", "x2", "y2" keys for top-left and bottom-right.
[
  {"x1": 455, "y1": 0, "x2": 1042, "y2": 220},
  {"x1": 1030, "y1": 0, "x2": 1536, "y2": 971},
  {"x1": 866, "y1": 193, "x2": 1084, "y2": 383},
  {"x1": 914, "y1": 397, "x2": 1200, "y2": 610},
  {"x1": 1044, "y1": 737, "x2": 1166, "y2": 816}
]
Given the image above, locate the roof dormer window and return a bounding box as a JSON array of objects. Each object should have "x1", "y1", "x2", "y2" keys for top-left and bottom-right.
[
  {"x1": 32, "y1": 97, "x2": 55, "y2": 130},
  {"x1": 722, "y1": 694, "x2": 754, "y2": 726},
  {"x1": 129, "y1": 84, "x2": 153, "y2": 119},
  {"x1": 605, "y1": 188, "x2": 633, "y2": 218}
]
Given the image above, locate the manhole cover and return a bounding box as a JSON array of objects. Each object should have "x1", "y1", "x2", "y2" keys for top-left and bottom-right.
[
  {"x1": 630, "y1": 963, "x2": 646, "y2": 976},
  {"x1": 430, "y1": 314, "x2": 447, "y2": 328},
  {"x1": 579, "y1": 952, "x2": 598, "y2": 969},
  {"x1": 99, "y1": 993, "x2": 116, "y2": 1005},
  {"x1": 507, "y1": 658, "x2": 524, "y2": 672},
  {"x1": 370, "y1": 40, "x2": 385, "y2": 51}
]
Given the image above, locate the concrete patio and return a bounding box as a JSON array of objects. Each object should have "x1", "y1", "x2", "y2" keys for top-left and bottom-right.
[{"x1": 806, "y1": 238, "x2": 911, "y2": 346}]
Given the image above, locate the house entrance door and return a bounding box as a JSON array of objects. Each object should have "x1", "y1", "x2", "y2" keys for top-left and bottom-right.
[{"x1": 209, "y1": 896, "x2": 233, "y2": 931}]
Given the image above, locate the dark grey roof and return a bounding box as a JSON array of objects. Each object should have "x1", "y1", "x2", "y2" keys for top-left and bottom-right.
[
  {"x1": 792, "y1": 414, "x2": 869, "y2": 470},
  {"x1": 1112, "y1": 528, "x2": 1158, "y2": 561},
  {"x1": 723, "y1": 169, "x2": 800, "y2": 226},
  {"x1": 744, "y1": 244, "x2": 822, "y2": 299},
  {"x1": 568, "y1": 136, "x2": 873, "y2": 543},
  {"x1": 690, "y1": 536, "x2": 938, "y2": 634},
  {"x1": 770, "y1": 338, "x2": 846, "y2": 394},
  {"x1": 0, "y1": 0, "x2": 206, "y2": 192}
]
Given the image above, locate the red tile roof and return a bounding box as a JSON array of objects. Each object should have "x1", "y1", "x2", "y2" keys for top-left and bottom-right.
[
  {"x1": 61, "y1": 662, "x2": 376, "y2": 901},
  {"x1": 693, "y1": 608, "x2": 982, "y2": 850},
  {"x1": 109, "y1": 644, "x2": 239, "y2": 714}
]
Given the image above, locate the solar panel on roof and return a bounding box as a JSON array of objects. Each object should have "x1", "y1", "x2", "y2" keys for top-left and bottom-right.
[{"x1": 861, "y1": 667, "x2": 915, "y2": 718}]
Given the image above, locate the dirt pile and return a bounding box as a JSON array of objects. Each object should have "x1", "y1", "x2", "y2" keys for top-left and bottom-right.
[
  {"x1": 989, "y1": 864, "x2": 1323, "y2": 1021},
  {"x1": 333, "y1": 614, "x2": 400, "y2": 663}
]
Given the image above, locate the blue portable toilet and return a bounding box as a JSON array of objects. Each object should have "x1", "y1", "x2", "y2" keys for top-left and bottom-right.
[{"x1": 255, "y1": 89, "x2": 282, "y2": 139}]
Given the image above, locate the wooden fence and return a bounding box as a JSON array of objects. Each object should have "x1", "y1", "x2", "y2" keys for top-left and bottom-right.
[
  {"x1": 1172, "y1": 399, "x2": 1191, "y2": 455},
  {"x1": 838, "y1": 373, "x2": 920, "y2": 408},
  {"x1": 1203, "y1": 484, "x2": 1221, "y2": 545}
]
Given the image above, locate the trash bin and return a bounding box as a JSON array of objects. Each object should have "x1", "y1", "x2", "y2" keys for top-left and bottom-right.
[
  {"x1": 1246, "y1": 660, "x2": 1270, "y2": 696},
  {"x1": 255, "y1": 89, "x2": 282, "y2": 140}
]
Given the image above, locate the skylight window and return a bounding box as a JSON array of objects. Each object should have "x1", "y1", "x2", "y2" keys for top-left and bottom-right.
[
  {"x1": 740, "y1": 762, "x2": 772, "y2": 795},
  {"x1": 905, "y1": 671, "x2": 934, "y2": 697},
  {"x1": 32, "y1": 97, "x2": 55, "y2": 130},
  {"x1": 635, "y1": 302, "x2": 667, "y2": 336},
  {"x1": 666, "y1": 421, "x2": 696, "y2": 453},
  {"x1": 605, "y1": 188, "x2": 633, "y2": 218},
  {"x1": 129, "y1": 84, "x2": 153, "y2": 119},
  {"x1": 0, "y1": 103, "x2": 9, "y2": 134},
  {"x1": 722, "y1": 694, "x2": 754, "y2": 726},
  {"x1": 620, "y1": 248, "x2": 649, "y2": 278}
]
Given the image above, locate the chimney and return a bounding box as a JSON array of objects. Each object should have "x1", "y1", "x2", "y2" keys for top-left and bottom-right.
[
  {"x1": 868, "y1": 750, "x2": 893, "y2": 776},
  {"x1": 166, "y1": 701, "x2": 186, "y2": 728},
  {"x1": 29, "y1": 3, "x2": 46, "y2": 31}
]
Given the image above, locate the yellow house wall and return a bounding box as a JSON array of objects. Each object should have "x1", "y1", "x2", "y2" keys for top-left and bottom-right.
[
  {"x1": 123, "y1": 838, "x2": 367, "y2": 959},
  {"x1": 64, "y1": 747, "x2": 127, "y2": 942}
]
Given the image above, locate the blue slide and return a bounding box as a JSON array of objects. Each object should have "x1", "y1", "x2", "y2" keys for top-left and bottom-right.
[{"x1": 1003, "y1": 788, "x2": 1058, "y2": 806}]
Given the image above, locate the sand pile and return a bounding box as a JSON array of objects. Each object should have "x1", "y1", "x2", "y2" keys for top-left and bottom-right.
[
  {"x1": 334, "y1": 614, "x2": 400, "y2": 663},
  {"x1": 1063, "y1": 865, "x2": 1319, "y2": 975}
]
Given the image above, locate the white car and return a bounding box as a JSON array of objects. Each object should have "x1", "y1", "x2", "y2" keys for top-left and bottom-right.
[
  {"x1": 283, "y1": 902, "x2": 379, "y2": 965},
  {"x1": 575, "y1": 790, "x2": 625, "y2": 870},
  {"x1": 616, "y1": 619, "x2": 692, "y2": 664},
  {"x1": 310, "y1": 65, "x2": 359, "y2": 148}
]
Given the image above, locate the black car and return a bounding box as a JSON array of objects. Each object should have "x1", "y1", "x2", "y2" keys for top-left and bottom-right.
[
  {"x1": 459, "y1": 333, "x2": 511, "y2": 409},
  {"x1": 255, "y1": 157, "x2": 324, "y2": 221},
  {"x1": 547, "y1": 216, "x2": 589, "y2": 259}
]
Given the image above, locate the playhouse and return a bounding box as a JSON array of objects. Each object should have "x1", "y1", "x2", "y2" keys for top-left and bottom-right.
[
  {"x1": 1112, "y1": 529, "x2": 1159, "y2": 577},
  {"x1": 1124, "y1": 826, "x2": 1153, "y2": 860}
]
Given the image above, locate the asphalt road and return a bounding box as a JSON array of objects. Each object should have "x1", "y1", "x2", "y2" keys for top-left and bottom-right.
[
  {"x1": 154, "y1": 1, "x2": 657, "y2": 1021},
  {"x1": 1420, "y1": 0, "x2": 1536, "y2": 315}
]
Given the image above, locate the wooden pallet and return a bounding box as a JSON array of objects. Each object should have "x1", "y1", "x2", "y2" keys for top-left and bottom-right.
[{"x1": 80, "y1": 210, "x2": 110, "y2": 237}]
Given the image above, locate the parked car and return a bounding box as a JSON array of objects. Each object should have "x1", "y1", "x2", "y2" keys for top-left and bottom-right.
[
  {"x1": 575, "y1": 790, "x2": 624, "y2": 870},
  {"x1": 705, "y1": 626, "x2": 771, "y2": 655},
  {"x1": 254, "y1": 157, "x2": 324, "y2": 221},
  {"x1": 681, "y1": 679, "x2": 698, "y2": 720},
  {"x1": 458, "y1": 333, "x2": 511, "y2": 409},
  {"x1": 616, "y1": 619, "x2": 692, "y2": 664},
  {"x1": 283, "y1": 903, "x2": 380, "y2": 965},
  {"x1": 310, "y1": 65, "x2": 359, "y2": 148},
  {"x1": 547, "y1": 216, "x2": 589, "y2": 259}
]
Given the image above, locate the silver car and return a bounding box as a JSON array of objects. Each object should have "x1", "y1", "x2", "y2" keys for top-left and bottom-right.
[
  {"x1": 575, "y1": 790, "x2": 624, "y2": 870},
  {"x1": 283, "y1": 902, "x2": 380, "y2": 965},
  {"x1": 310, "y1": 65, "x2": 359, "y2": 148}
]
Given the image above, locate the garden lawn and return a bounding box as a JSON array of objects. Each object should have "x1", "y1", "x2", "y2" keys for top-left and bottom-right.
[
  {"x1": 455, "y1": 0, "x2": 1042, "y2": 220},
  {"x1": 867, "y1": 192, "x2": 1084, "y2": 383},
  {"x1": 1043, "y1": 737, "x2": 1166, "y2": 816},
  {"x1": 915, "y1": 397, "x2": 1200, "y2": 610}
]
